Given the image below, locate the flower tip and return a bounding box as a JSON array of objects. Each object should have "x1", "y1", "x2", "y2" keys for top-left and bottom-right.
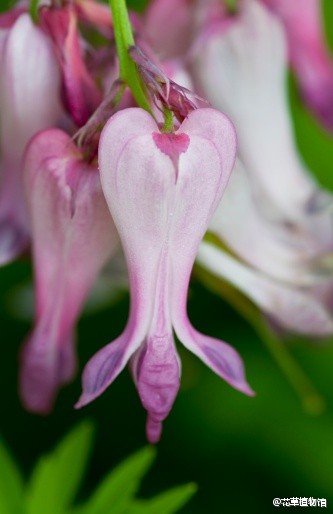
[
  {"x1": 240, "y1": 382, "x2": 256, "y2": 397},
  {"x1": 19, "y1": 374, "x2": 56, "y2": 415},
  {"x1": 20, "y1": 393, "x2": 54, "y2": 415},
  {"x1": 227, "y1": 369, "x2": 255, "y2": 397},
  {"x1": 146, "y1": 416, "x2": 163, "y2": 444},
  {"x1": 73, "y1": 393, "x2": 92, "y2": 410}
]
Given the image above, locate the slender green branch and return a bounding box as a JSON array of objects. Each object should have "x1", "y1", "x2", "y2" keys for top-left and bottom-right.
[{"x1": 109, "y1": 0, "x2": 152, "y2": 113}]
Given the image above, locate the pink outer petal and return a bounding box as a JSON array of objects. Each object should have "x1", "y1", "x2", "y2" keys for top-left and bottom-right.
[
  {"x1": 163, "y1": 110, "x2": 252, "y2": 395},
  {"x1": 176, "y1": 319, "x2": 254, "y2": 395},
  {"x1": 75, "y1": 330, "x2": 135, "y2": 408},
  {"x1": 197, "y1": 242, "x2": 333, "y2": 337},
  {"x1": 21, "y1": 129, "x2": 117, "y2": 413},
  {"x1": 76, "y1": 109, "x2": 174, "y2": 407}
]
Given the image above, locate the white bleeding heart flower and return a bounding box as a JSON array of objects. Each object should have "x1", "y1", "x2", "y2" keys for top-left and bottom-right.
[{"x1": 76, "y1": 107, "x2": 254, "y2": 443}]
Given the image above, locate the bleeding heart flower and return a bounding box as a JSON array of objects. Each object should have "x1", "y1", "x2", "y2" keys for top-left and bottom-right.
[
  {"x1": 76, "y1": 107, "x2": 254, "y2": 443},
  {"x1": 20, "y1": 129, "x2": 118, "y2": 413}
]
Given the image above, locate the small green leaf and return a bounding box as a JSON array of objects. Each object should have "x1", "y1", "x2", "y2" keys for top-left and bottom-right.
[
  {"x1": 78, "y1": 446, "x2": 156, "y2": 514},
  {"x1": 0, "y1": 438, "x2": 25, "y2": 514},
  {"x1": 26, "y1": 421, "x2": 94, "y2": 514},
  {"x1": 129, "y1": 483, "x2": 197, "y2": 514}
]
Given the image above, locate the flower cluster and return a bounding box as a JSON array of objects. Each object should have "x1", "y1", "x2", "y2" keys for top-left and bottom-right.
[{"x1": 1, "y1": 0, "x2": 333, "y2": 442}]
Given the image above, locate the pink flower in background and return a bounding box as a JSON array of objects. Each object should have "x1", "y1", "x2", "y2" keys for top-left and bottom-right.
[
  {"x1": 198, "y1": 160, "x2": 333, "y2": 336},
  {"x1": 20, "y1": 129, "x2": 118, "y2": 413},
  {"x1": 191, "y1": 0, "x2": 333, "y2": 335},
  {"x1": 40, "y1": 2, "x2": 102, "y2": 127},
  {"x1": 144, "y1": 0, "x2": 194, "y2": 60},
  {"x1": 263, "y1": 0, "x2": 333, "y2": 131},
  {"x1": 192, "y1": 0, "x2": 318, "y2": 220},
  {"x1": 0, "y1": 13, "x2": 62, "y2": 265},
  {"x1": 76, "y1": 107, "x2": 254, "y2": 443}
]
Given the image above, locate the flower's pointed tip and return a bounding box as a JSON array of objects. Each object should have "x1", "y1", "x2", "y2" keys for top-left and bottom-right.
[
  {"x1": 223, "y1": 371, "x2": 256, "y2": 398},
  {"x1": 146, "y1": 416, "x2": 163, "y2": 445},
  {"x1": 74, "y1": 393, "x2": 92, "y2": 410},
  {"x1": 237, "y1": 382, "x2": 256, "y2": 397}
]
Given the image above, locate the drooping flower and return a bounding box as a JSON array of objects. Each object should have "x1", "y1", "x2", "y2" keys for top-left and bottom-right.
[
  {"x1": 20, "y1": 129, "x2": 118, "y2": 413},
  {"x1": 0, "y1": 13, "x2": 62, "y2": 265},
  {"x1": 76, "y1": 107, "x2": 254, "y2": 443},
  {"x1": 262, "y1": 0, "x2": 333, "y2": 131},
  {"x1": 190, "y1": 0, "x2": 333, "y2": 335}
]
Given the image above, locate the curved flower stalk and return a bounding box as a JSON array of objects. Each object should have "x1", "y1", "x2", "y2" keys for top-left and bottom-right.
[
  {"x1": 20, "y1": 129, "x2": 118, "y2": 414},
  {"x1": 201, "y1": 160, "x2": 333, "y2": 336},
  {"x1": 0, "y1": 13, "x2": 62, "y2": 265},
  {"x1": 76, "y1": 107, "x2": 254, "y2": 443},
  {"x1": 262, "y1": 0, "x2": 333, "y2": 131},
  {"x1": 191, "y1": 0, "x2": 331, "y2": 225}
]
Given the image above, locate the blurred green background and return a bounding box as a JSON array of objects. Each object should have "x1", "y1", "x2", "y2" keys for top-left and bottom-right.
[{"x1": 1, "y1": 0, "x2": 333, "y2": 513}]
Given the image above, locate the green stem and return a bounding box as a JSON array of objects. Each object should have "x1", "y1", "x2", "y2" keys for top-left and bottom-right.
[
  {"x1": 109, "y1": 0, "x2": 152, "y2": 113},
  {"x1": 225, "y1": 0, "x2": 238, "y2": 14},
  {"x1": 29, "y1": 0, "x2": 39, "y2": 23},
  {"x1": 161, "y1": 108, "x2": 174, "y2": 133}
]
